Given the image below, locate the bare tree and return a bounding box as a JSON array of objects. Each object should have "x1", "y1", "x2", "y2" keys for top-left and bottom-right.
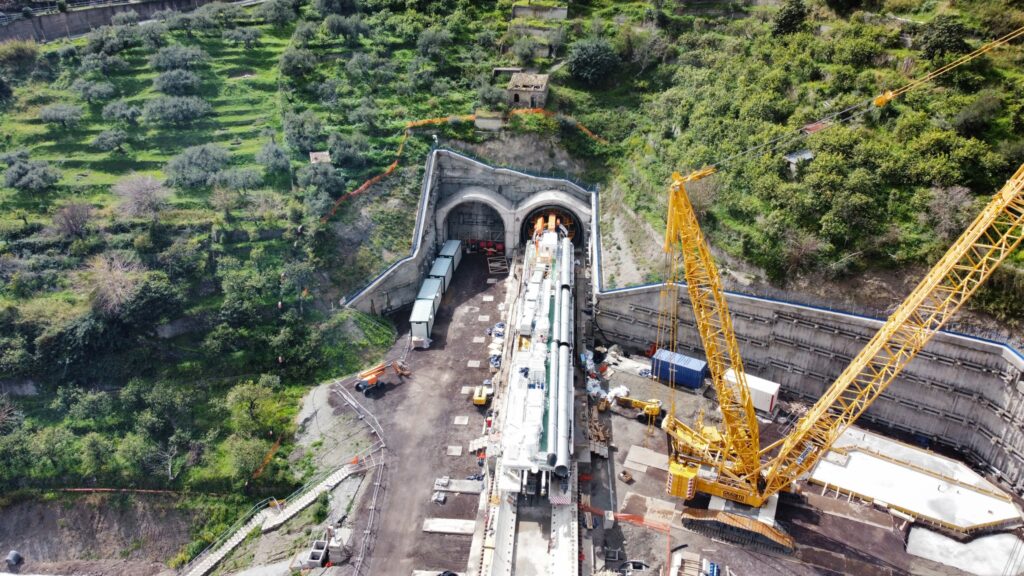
[
  {"x1": 83, "y1": 252, "x2": 143, "y2": 316},
  {"x1": 784, "y1": 229, "x2": 825, "y2": 273},
  {"x1": 209, "y1": 187, "x2": 241, "y2": 219},
  {"x1": 52, "y1": 202, "x2": 92, "y2": 240},
  {"x1": 113, "y1": 174, "x2": 171, "y2": 220},
  {"x1": 0, "y1": 393, "x2": 24, "y2": 434},
  {"x1": 927, "y1": 185, "x2": 973, "y2": 242},
  {"x1": 687, "y1": 178, "x2": 719, "y2": 220}
]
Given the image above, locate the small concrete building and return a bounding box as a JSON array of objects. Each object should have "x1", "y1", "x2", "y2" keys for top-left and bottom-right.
[{"x1": 507, "y1": 73, "x2": 549, "y2": 109}]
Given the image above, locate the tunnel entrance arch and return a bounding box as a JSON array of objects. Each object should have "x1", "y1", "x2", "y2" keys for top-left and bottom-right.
[
  {"x1": 520, "y1": 205, "x2": 584, "y2": 246},
  {"x1": 444, "y1": 200, "x2": 507, "y2": 248}
]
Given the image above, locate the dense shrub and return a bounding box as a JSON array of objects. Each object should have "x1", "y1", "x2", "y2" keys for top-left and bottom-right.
[
  {"x1": 773, "y1": 0, "x2": 808, "y2": 35},
  {"x1": 258, "y1": 0, "x2": 296, "y2": 27},
  {"x1": 297, "y1": 162, "x2": 344, "y2": 196},
  {"x1": 165, "y1": 144, "x2": 229, "y2": 189},
  {"x1": 566, "y1": 38, "x2": 619, "y2": 85},
  {"x1": 222, "y1": 27, "x2": 262, "y2": 49},
  {"x1": 142, "y1": 96, "x2": 212, "y2": 125},
  {"x1": 314, "y1": 0, "x2": 357, "y2": 16},
  {"x1": 71, "y1": 79, "x2": 117, "y2": 103},
  {"x1": 0, "y1": 40, "x2": 38, "y2": 77},
  {"x1": 92, "y1": 129, "x2": 128, "y2": 153},
  {"x1": 256, "y1": 141, "x2": 291, "y2": 174},
  {"x1": 283, "y1": 110, "x2": 323, "y2": 153},
  {"x1": 149, "y1": 45, "x2": 208, "y2": 71},
  {"x1": 39, "y1": 104, "x2": 83, "y2": 128},
  {"x1": 280, "y1": 48, "x2": 315, "y2": 78},
  {"x1": 2, "y1": 152, "x2": 60, "y2": 194},
  {"x1": 102, "y1": 99, "x2": 142, "y2": 125},
  {"x1": 919, "y1": 16, "x2": 970, "y2": 60},
  {"x1": 153, "y1": 69, "x2": 201, "y2": 95}
]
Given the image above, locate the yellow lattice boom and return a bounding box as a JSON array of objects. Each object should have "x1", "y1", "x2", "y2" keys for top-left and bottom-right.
[
  {"x1": 755, "y1": 162, "x2": 1024, "y2": 500},
  {"x1": 659, "y1": 167, "x2": 761, "y2": 494}
]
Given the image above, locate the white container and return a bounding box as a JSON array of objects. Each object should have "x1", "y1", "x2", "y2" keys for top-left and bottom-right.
[
  {"x1": 725, "y1": 368, "x2": 780, "y2": 414},
  {"x1": 410, "y1": 299, "x2": 435, "y2": 346},
  {"x1": 417, "y1": 277, "x2": 443, "y2": 315},
  {"x1": 439, "y1": 239, "x2": 463, "y2": 270},
  {"x1": 428, "y1": 257, "x2": 454, "y2": 291}
]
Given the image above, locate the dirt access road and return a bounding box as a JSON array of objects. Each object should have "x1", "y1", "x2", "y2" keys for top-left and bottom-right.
[{"x1": 351, "y1": 254, "x2": 510, "y2": 576}]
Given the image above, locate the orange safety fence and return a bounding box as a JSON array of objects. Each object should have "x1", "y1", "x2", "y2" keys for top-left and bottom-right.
[
  {"x1": 252, "y1": 436, "x2": 283, "y2": 479},
  {"x1": 321, "y1": 110, "x2": 607, "y2": 223}
]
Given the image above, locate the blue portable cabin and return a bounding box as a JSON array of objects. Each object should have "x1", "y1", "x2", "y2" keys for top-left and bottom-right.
[{"x1": 651, "y1": 349, "x2": 708, "y2": 390}]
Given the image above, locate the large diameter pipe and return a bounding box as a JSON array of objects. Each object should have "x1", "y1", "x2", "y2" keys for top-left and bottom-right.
[
  {"x1": 555, "y1": 238, "x2": 574, "y2": 478},
  {"x1": 546, "y1": 258, "x2": 561, "y2": 466}
]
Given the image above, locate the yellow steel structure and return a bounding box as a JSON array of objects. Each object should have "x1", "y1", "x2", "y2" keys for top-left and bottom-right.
[
  {"x1": 662, "y1": 162, "x2": 1024, "y2": 511},
  {"x1": 758, "y1": 162, "x2": 1024, "y2": 500},
  {"x1": 658, "y1": 167, "x2": 762, "y2": 500}
]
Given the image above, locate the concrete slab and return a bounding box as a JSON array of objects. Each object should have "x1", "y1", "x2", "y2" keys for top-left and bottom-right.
[
  {"x1": 467, "y1": 360, "x2": 481, "y2": 368},
  {"x1": 447, "y1": 445, "x2": 464, "y2": 456},
  {"x1": 461, "y1": 386, "x2": 473, "y2": 394},
  {"x1": 907, "y1": 528, "x2": 1022, "y2": 576},
  {"x1": 483, "y1": 295, "x2": 495, "y2": 302},
  {"x1": 433, "y1": 479, "x2": 485, "y2": 494},
  {"x1": 422, "y1": 518, "x2": 476, "y2": 535},
  {"x1": 487, "y1": 278, "x2": 498, "y2": 284},
  {"x1": 644, "y1": 496, "x2": 678, "y2": 526},
  {"x1": 478, "y1": 315, "x2": 491, "y2": 322},
  {"x1": 625, "y1": 445, "x2": 670, "y2": 471},
  {"x1": 811, "y1": 427, "x2": 1022, "y2": 530},
  {"x1": 473, "y1": 336, "x2": 486, "y2": 343},
  {"x1": 622, "y1": 460, "x2": 649, "y2": 474},
  {"x1": 454, "y1": 415, "x2": 470, "y2": 426}
]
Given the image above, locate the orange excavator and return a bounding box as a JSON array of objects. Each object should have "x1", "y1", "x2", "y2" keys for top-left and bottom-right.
[{"x1": 354, "y1": 360, "x2": 411, "y2": 396}]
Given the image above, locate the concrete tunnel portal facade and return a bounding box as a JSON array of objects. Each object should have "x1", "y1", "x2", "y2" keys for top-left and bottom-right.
[{"x1": 434, "y1": 185, "x2": 588, "y2": 250}]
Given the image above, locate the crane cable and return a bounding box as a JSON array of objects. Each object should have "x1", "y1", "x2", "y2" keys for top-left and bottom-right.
[{"x1": 682, "y1": 23, "x2": 1024, "y2": 182}]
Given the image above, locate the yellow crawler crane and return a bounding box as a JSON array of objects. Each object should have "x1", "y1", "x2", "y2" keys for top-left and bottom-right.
[
  {"x1": 648, "y1": 26, "x2": 1024, "y2": 552},
  {"x1": 661, "y1": 163, "x2": 1024, "y2": 547}
]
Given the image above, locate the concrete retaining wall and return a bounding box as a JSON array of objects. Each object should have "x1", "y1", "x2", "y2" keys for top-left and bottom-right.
[
  {"x1": 0, "y1": 0, "x2": 212, "y2": 43},
  {"x1": 592, "y1": 284, "x2": 1024, "y2": 491},
  {"x1": 510, "y1": 5, "x2": 567, "y2": 20}
]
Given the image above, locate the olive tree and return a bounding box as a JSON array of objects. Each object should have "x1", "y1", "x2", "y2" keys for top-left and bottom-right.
[
  {"x1": 256, "y1": 141, "x2": 291, "y2": 175},
  {"x1": 102, "y1": 99, "x2": 142, "y2": 126},
  {"x1": 153, "y1": 69, "x2": 201, "y2": 95},
  {"x1": 283, "y1": 110, "x2": 323, "y2": 153},
  {"x1": 39, "y1": 103, "x2": 84, "y2": 128},
  {"x1": 165, "y1": 144, "x2": 229, "y2": 189},
  {"x1": 142, "y1": 95, "x2": 212, "y2": 126},
  {"x1": 566, "y1": 37, "x2": 619, "y2": 85},
  {"x1": 93, "y1": 129, "x2": 128, "y2": 153},
  {"x1": 149, "y1": 44, "x2": 208, "y2": 70},
  {"x1": 112, "y1": 174, "x2": 171, "y2": 219}
]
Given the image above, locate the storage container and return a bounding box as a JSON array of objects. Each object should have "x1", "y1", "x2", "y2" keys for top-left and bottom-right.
[
  {"x1": 428, "y1": 257, "x2": 454, "y2": 291},
  {"x1": 410, "y1": 299, "x2": 435, "y2": 347},
  {"x1": 725, "y1": 368, "x2": 780, "y2": 414},
  {"x1": 417, "y1": 277, "x2": 444, "y2": 315},
  {"x1": 439, "y1": 239, "x2": 463, "y2": 270},
  {"x1": 651, "y1": 349, "x2": 708, "y2": 390}
]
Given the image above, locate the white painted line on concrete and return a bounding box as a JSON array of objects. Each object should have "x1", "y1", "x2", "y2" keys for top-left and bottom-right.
[
  {"x1": 454, "y1": 415, "x2": 469, "y2": 426},
  {"x1": 483, "y1": 295, "x2": 495, "y2": 302},
  {"x1": 478, "y1": 315, "x2": 490, "y2": 322},
  {"x1": 473, "y1": 336, "x2": 486, "y2": 343},
  {"x1": 422, "y1": 518, "x2": 476, "y2": 535},
  {"x1": 461, "y1": 386, "x2": 473, "y2": 394},
  {"x1": 467, "y1": 360, "x2": 481, "y2": 368},
  {"x1": 446, "y1": 445, "x2": 464, "y2": 456}
]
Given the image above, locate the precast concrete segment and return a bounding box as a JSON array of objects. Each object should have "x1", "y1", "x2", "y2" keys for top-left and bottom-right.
[{"x1": 811, "y1": 428, "x2": 1021, "y2": 530}]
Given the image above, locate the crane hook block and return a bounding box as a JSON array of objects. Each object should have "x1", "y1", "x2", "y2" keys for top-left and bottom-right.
[{"x1": 873, "y1": 90, "x2": 895, "y2": 107}]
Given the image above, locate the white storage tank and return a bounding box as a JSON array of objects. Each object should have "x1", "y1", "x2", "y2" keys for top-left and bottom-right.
[
  {"x1": 439, "y1": 239, "x2": 463, "y2": 270},
  {"x1": 410, "y1": 299, "x2": 435, "y2": 348},
  {"x1": 428, "y1": 257, "x2": 454, "y2": 291},
  {"x1": 725, "y1": 368, "x2": 780, "y2": 415},
  {"x1": 417, "y1": 277, "x2": 444, "y2": 315}
]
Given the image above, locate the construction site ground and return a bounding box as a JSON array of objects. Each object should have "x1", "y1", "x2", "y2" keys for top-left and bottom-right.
[
  {"x1": 350, "y1": 254, "x2": 509, "y2": 576},
  {"x1": 592, "y1": 370, "x2": 980, "y2": 576}
]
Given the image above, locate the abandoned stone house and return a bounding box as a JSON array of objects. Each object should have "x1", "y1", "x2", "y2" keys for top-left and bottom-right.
[{"x1": 507, "y1": 73, "x2": 549, "y2": 109}]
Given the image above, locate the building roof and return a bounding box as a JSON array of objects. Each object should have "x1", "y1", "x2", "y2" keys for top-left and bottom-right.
[
  {"x1": 410, "y1": 299, "x2": 434, "y2": 323},
  {"x1": 507, "y1": 72, "x2": 549, "y2": 92},
  {"x1": 439, "y1": 239, "x2": 462, "y2": 258},
  {"x1": 418, "y1": 277, "x2": 443, "y2": 300},
  {"x1": 309, "y1": 151, "x2": 332, "y2": 164},
  {"x1": 783, "y1": 149, "x2": 814, "y2": 164}
]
